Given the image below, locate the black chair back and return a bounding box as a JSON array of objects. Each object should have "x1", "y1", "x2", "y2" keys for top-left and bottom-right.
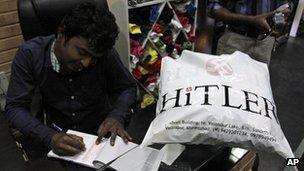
[
  {"x1": 17, "y1": 0, "x2": 108, "y2": 40},
  {"x1": 17, "y1": 0, "x2": 109, "y2": 119}
]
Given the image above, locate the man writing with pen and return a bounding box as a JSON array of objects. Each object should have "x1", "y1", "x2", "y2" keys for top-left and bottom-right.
[{"x1": 4, "y1": 2, "x2": 137, "y2": 157}]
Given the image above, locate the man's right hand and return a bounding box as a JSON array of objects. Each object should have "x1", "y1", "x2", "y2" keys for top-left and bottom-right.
[
  {"x1": 51, "y1": 133, "x2": 86, "y2": 156},
  {"x1": 250, "y1": 12, "x2": 274, "y2": 33}
]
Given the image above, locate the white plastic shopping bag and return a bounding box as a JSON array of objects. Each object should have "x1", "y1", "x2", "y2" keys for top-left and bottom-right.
[{"x1": 141, "y1": 50, "x2": 294, "y2": 159}]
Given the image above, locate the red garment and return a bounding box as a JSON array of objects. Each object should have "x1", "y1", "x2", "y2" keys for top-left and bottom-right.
[
  {"x1": 150, "y1": 58, "x2": 161, "y2": 73},
  {"x1": 131, "y1": 46, "x2": 144, "y2": 57},
  {"x1": 163, "y1": 35, "x2": 173, "y2": 45},
  {"x1": 188, "y1": 31, "x2": 195, "y2": 42},
  {"x1": 177, "y1": 15, "x2": 189, "y2": 28},
  {"x1": 130, "y1": 38, "x2": 141, "y2": 47},
  {"x1": 132, "y1": 68, "x2": 142, "y2": 80},
  {"x1": 153, "y1": 23, "x2": 164, "y2": 33},
  {"x1": 174, "y1": 43, "x2": 182, "y2": 52},
  {"x1": 130, "y1": 39, "x2": 144, "y2": 57},
  {"x1": 144, "y1": 75, "x2": 158, "y2": 86}
]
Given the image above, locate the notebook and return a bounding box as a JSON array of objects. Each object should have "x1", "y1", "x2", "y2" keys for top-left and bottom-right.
[
  {"x1": 47, "y1": 130, "x2": 138, "y2": 169},
  {"x1": 109, "y1": 145, "x2": 164, "y2": 171}
]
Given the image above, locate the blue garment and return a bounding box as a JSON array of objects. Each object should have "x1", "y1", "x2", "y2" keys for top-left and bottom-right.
[
  {"x1": 5, "y1": 35, "x2": 137, "y2": 147},
  {"x1": 208, "y1": 0, "x2": 289, "y2": 35},
  {"x1": 208, "y1": 0, "x2": 288, "y2": 15}
]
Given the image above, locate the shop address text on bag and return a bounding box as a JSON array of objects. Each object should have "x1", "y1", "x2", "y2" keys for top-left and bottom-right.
[{"x1": 141, "y1": 50, "x2": 293, "y2": 158}]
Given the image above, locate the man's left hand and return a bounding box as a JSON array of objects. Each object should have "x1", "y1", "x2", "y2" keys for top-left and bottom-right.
[{"x1": 95, "y1": 118, "x2": 132, "y2": 146}]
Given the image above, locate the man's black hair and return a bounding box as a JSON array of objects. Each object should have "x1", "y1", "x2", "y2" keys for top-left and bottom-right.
[{"x1": 59, "y1": 2, "x2": 119, "y2": 57}]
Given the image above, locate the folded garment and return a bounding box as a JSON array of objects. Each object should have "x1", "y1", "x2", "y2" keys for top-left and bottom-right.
[{"x1": 129, "y1": 23, "x2": 142, "y2": 34}]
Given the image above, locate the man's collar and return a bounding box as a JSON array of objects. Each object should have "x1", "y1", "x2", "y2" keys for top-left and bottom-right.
[
  {"x1": 45, "y1": 37, "x2": 54, "y2": 68},
  {"x1": 49, "y1": 39, "x2": 60, "y2": 72}
]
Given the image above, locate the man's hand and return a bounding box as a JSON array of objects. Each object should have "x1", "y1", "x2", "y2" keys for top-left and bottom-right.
[
  {"x1": 95, "y1": 118, "x2": 132, "y2": 146},
  {"x1": 51, "y1": 133, "x2": 86, "y2": 156},
  {"x1": 251, "y1": 8, "x2": 291, "y2": 34},
  {"x1": 250, "y1": 12, "x2": 274, "y2": 33}
]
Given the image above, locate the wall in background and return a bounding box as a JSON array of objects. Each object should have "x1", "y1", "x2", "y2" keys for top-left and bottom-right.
[{"x1": 0, "y1": 0, "x2": 23, "y2": 77}]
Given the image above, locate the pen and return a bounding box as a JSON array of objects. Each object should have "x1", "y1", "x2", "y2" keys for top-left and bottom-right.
[{"x1": 51, "y1": 123, "x2": 63, "y2": 132}]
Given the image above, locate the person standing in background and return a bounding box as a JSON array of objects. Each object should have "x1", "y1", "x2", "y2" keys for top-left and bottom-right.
[
  {"x1": 208, "y1": 0, "x2": 291, "y2": 65},
  {"x1": 208, "y1": 1, "x2": 294, "y2": 170}
]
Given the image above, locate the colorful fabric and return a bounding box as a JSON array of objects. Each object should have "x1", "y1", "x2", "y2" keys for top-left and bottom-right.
[
  {"x1": 172, "y1": 1, "x2": 189, "y2": 13},
  {"x1": 130, "y1": 55, "x2": 139, "y2": 69},
  {"x1": 144, "y1": 75, "x2": 158, "y2": 86},
  {"x1": 130, "y1": 39, "x2": 144, "y2": 57},
  {"x1": 149, "y1": 5, "x2": 159, "y2": 24},
  {"x1": 132, "y1": 67, "x2": 143, "y2": 80},
  {"x1": 146, "y1": 83, "x2": 157, "y2": 92},
  {"x1": 150, "y1": 32, "x2": 163, "y2": 43},
  {"x1": 147, "y1": 53, "x2": 158, "y2": 65},
  {"x1": 151, "y1": 58, "x2": 161, "y2": 71},
  {"x1": 174, "y1": 43, "x2": 182, "y2": 52},
  {"x1": 171, "y1": 48, "x2": 179, "y2": 58},
  {"x1": 170, "y1": 19, "x2": 183, "y2": 30},
  {"x1": 147, "y1": 47, "x2": 159, "y2": 60},
  {"x1": 163, "y1": 35, "x2": 173, "y2": 45},
  {"x1": 138, "y1": 65, "x2": 149, "y2": 75},
  {"x1": 185, "y1": 2, "x2": 197, "y2": 16},
  {"x1": 182, "y1": 42, "x2": 192, "y2": 50},
  {"x1": 130, "y1": 38, "x2": 141, "y2": 47},
  {"x1": 131, "y1": 46, "x2": 145, "y2": 57},
  {"x1": 140, "y1": 94, "x2": 155, "y2": 109},
  {"x1": 178, "y1": 15, "x2": 189, "y2": 28},
  {"x1": 154, "y1": 39, "x2": 166, "y2": 52},
  {"x1": 141, "y1": 55, "x2": 152, "y2": 65},
  {"x1": 129, "y1": 23, "x2": 142, "y2": 34},
  {"x1": 187, "y1": 31, "x2": 195, "y2": 42},
  {"x1": 184, "y1": 23, "x2": 192, "y2": 33},
  {"x1": 153, "y1": 23, "x2": 164, "y2": 33}
]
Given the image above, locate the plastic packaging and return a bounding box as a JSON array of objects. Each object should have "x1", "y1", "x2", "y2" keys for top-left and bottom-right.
[{"x1": 141, "y1": 50, "x2": 294, "y2": 159}]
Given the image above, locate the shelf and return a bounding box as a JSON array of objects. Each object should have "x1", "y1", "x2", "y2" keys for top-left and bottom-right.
[
  {"x1": 127, "y1": 0, "x2": 198, "y2": 108},
  {"x1": 168, "y1": 0, "x2": 197, "y2": 50},
  {"x1": 141, "y1": 3, "x2": 166, "y2": 48},
  {"x1": 148, "y1": 37, "x2": 168, "y2": 57}
]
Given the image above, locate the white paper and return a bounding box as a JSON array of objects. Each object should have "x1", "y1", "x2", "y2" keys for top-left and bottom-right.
[
  {"x1": 93, "y1": 136, "x2": 138, "y2": 166},
  {"x1": 47, "y1": 130, "x2": 138, "y2": 169},
  {"x1": 161, "y1": 144, "x2": 185, "y2": 165},
  {"x1": 110, "y1": 146, "x2": 164, "y2": 171}
]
